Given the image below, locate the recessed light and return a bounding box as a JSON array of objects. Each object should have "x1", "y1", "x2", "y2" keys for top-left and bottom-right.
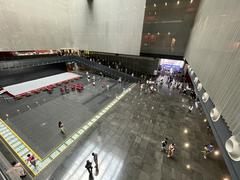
[
  {"x1": 157, "y1": 32, "x2": 160, "y2": 35},
  {"x1": 223, "y1": 178, "x2": 229, "y2": 180},
  {"x1": 154, "y1": 3, "x2": 156, "y2": 7},
  {"x1": 214, "y1": 150, "x2": 220, "y2": 156},
  {"x1": 154, "y1": 11, "x2": 157, "y2": 15},
  {"x1": 184, "y1": 143, "x2": 190, "y2": 148},
  {"x1": 186, "y1": 164, "x2": 191, "y2": 169},
  {"x1": 203, "y1": 119, "x2": 207, "y2": 122},
  {"x1": 147, "y1": 32, "x2": 150, "y2": 35},
  {"x1": 177, "y1": 1, "x2": 180, "y2": 5},
  {"x1": 183, "y1": 128, "x2": 188, "y2": 134},
  {"x1": 165, "y1": 2, "x2": 168, "y2": 6},
  {"x1": 168, "y1": 32, "x2": 171, "y2": 35},
  {"x1": 190, "y1": 0, "x2": 194, "y2": 4}
]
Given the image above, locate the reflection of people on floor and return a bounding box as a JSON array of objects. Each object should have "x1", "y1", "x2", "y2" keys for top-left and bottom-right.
[
  {"x1": 92, "y1": 152, "x2": 98, "y2": 169},
  {"x1": 10, "y1": 161, "x2": 26, "y2": 178},
  {"x1": 85, "y1": 160, "x2": 93, "y2": 175}
]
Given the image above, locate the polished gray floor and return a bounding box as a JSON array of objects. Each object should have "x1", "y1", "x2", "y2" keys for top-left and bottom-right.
[
  {"x1": 2, "y1": 74, "x2": 129, "y2": 157},
  {"x1": 40, "y1": 83, "x2": 230, "y2": 180}
]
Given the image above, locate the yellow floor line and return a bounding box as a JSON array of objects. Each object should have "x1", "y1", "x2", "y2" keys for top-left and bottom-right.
[
  {"x1": 0, "y1": 83, "x2": 136, "y2": 176},
  {"x1": 0, "y1": 118, "x2": 42, "y2": 161}
]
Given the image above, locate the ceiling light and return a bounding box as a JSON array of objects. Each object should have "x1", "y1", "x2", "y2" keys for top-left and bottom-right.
[
  {"x1": 184, "y1": 143, "x2": 190, "y2": 148},
  {"x1": 154, "y1": 11, "x2": 157, "y2": 15},
  {"x1": 223, "y1": 178, "x2": 229, "y2": 180},
  {"x1": 168, "y1": 32, "x2": 171, "y2": 35},
  {"x1": 203, "y1": 119, "x2": 207, "y2": 123},
  {"x1": 214, "y1": 150, "x2": 220, "y2": 156},
  {"x1": 165, "y1": 2, "x2": 168, "y2": 6},
  {"x1": 147, "y1": 32, "x2": 150, "y2": 35},
  {"x1": 177, "y1": 1, "x2": 180, "y2": 5},
  {"x1": 157, "y1": 32, "x2": 160, "y2": 35},
  {"x1": 183, "y1": 128, "x2": 188, "y2": 134},
  {"x1": 186, "y1": 164, "x2": 191, "y2": 169},
  {"x1": 154, "y1": 3, "x2": 156, "y2": 7},
  {"x1": 190, "y1": 0, "x2": 194, "y2": 4}
]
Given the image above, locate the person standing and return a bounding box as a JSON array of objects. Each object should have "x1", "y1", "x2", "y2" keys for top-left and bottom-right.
[
  {"x1": 161, "y1": 138, "x2": 168, "y2": 152},
  {"x1": 58, "y1": 121, "x2": 65, "y2": 134},
  {"x1": 167, "y1": 143, "x2": 175, "y2": 158},
  {"x1": 10, "y1": 161, "x2": 26, "y2": 178},
  {"x1": 85, "y1": 160, "x2": 93, "y2": 175},
  {"x1": 92, "y1": 152, "x2": 98, "y2": 169}
]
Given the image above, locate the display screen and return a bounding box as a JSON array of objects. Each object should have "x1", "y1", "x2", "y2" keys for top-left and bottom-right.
[{"x1": 160, "y1": 58, "x2": 184, "y2": 72}]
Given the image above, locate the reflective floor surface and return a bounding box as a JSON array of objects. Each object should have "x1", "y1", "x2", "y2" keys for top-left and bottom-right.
[{"x1": 39, "y1": 81, "x2": 230, "y2": 180}]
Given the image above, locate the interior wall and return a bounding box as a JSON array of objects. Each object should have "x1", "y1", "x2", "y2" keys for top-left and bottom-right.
[
  {"x1": 0, "y1": 0, "x2": 73, "y2": 51},
  {"x1": 70, "y1": 0, "x2": 146, "y2": 55},
  {"x1": 185, "y1": 0, "x2": 240, "y2": 137}
]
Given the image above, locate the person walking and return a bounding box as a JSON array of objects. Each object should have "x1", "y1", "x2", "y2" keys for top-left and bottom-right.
[
  {"x1": 26, "y1": 154, "x2": 37, "y2": 168},
  {"x1": 85, "y1": 160, "x2": 93, "y2": 175},
  {"x1": 167, "y1": 143, "x2": 175, "y2": 158},
  {"x1": 92, "y1": 152, "x2": 98, "y2": 169},
  {"x1": 161, "y1": 138, "x2": 168, "y2": 152},
  {"x1": 58, "y1": 121, "x2": 65, "y2": 134}
]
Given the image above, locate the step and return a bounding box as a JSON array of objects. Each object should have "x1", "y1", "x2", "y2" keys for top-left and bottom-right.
[
  {"x1": 18, "y1": 148, "x2": 30, "y2": 157},
  {"x1": 8, "y1": 137, "x2": 18, "y2": 145},
  {"x1": 12, "y1": 141, "x2": 22, "y2": 148}
]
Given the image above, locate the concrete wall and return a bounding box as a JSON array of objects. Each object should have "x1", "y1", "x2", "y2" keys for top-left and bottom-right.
[
  {"x1": 185, "y1": 0, "x2": 240, "y2": 156},
  {"x1": 0, "y1": 0, "x2": 72, "y2": 51},
  {"x1": 0, "y1": 0, "x2": 146, "y2": 55},
  {"x1": 70, "y1": 0, "x2": 146, "y2": 55}
]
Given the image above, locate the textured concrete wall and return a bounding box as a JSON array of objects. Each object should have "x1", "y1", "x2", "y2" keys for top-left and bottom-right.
[
  {"x1": 185, "y1": 0, "x2": 240, "y2": 137},
  {"x1": 0, "y1": 0, "x2": 73, "y2": 51},
  {"x1": 70, "y1": 0, "x2": 146, "y2": 55},
  {"x1": 0, "y1": 0, "x2": 145, "y2": 55}
]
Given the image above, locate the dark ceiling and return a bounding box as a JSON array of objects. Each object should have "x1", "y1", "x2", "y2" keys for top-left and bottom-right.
[{"x1": 141, "y1": 0, "x2": 201, "y2": 57}]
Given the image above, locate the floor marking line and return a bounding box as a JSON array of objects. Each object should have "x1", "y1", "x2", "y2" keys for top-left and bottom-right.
[
  {"x1": 0, "y1": 83, "x2": 137, "y2": 176},
  {"x1": 0, "y1": 118, "x2": 42, "y2": 161}
]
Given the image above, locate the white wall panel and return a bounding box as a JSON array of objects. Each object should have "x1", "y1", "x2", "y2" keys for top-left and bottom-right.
[
  {"x1": 185, "y1": 0, "x2": 240, "y2": 137},
  {"x1": 0, "y1": 0, "x2": 72, "y2": 51},
  {"x1": 70, "y1": 0, "x2": 146, "y2": 55}
]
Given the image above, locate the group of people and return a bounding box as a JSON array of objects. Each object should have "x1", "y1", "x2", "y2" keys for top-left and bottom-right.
[
  {"x1": 85, "y1": 152, "x2": 98, "y2": 177},
  {"x1": 161, "y1": 138, "x2": 176, "y2": 158}
]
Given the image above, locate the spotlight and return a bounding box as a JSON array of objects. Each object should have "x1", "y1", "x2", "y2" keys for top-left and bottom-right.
[
  {"x1": 214, "y1": 150, "x2": 220, "y2": 156},
  {"x1": 186, "y1": 164, "x2": 191, "y2": 169},
  {"x1": 183, "y1": 129, "x2": 188, "y2": 134},
  {"x1": 184, "y1": 143, "x2": 190, "y2": 148}
]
